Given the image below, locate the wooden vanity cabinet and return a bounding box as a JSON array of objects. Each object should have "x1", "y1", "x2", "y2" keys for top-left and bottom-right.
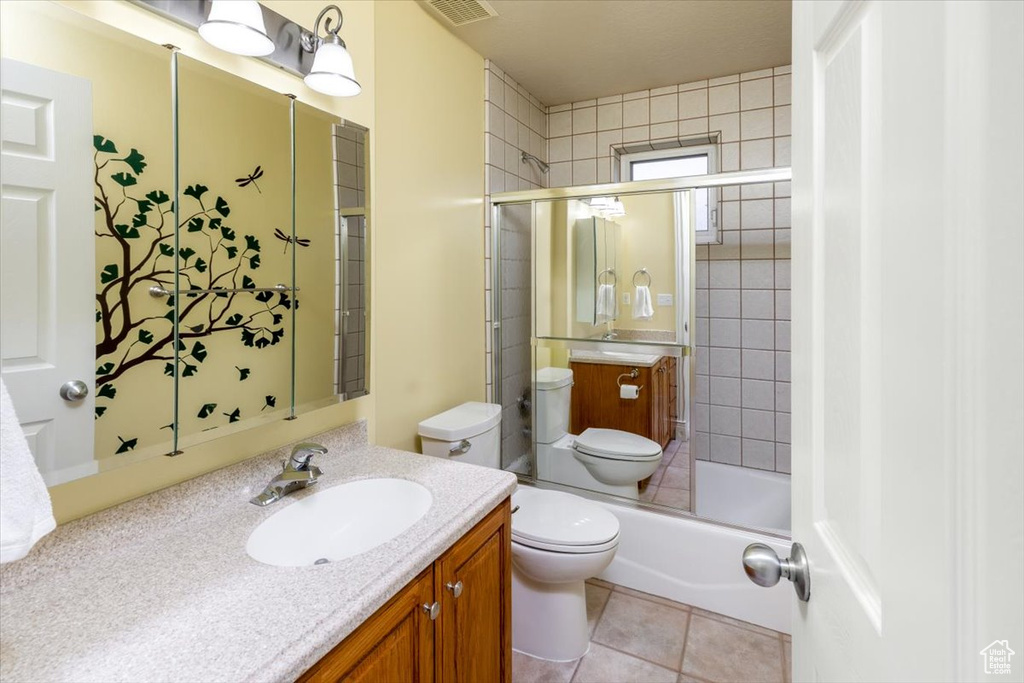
[
  {"x1": 570, "y1": 357, "x2": 677, "y2": 450},
  {"x1": 299, "y1": 499, "x2": 511, "y2": 683}
]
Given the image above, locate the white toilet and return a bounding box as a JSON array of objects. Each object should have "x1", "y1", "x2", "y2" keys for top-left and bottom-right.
[
  {"x1": 535, "y1": 367, "x2": 663, "y2": 499},
  {"x1": 418, "y1": 402, "x2": 622, "y2": 662}
]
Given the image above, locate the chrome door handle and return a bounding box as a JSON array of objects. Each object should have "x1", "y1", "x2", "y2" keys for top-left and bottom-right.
[
  {"x1": 422, "y1": 601, "x2": 440, "y2": 620},
  {"x1": 59, "y1": 380, "x2": 89, "y2": 402},
  {"x1": 742, "y1": 542, "x2": 811, "y2": 602},
  {"x1": 449, "y1": 440, "x2": 472, "y2": 456},
  {"x1": 445, "y1": 581, "x2": 463, "y2": 598}
]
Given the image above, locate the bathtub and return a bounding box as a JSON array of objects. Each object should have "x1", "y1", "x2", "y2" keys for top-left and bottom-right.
[
  {"x1": 596, "y1": 500, "x2": 792, "y2": 634},
  {"x1": 694, "y1": 461, "x2": 792, "y2": 535}
]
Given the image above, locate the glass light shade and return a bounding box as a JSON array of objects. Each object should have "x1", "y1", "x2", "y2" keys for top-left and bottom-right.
[
  {"x1": 304, "y1": 40, "x2": 361, "y2": 97},
  {"x1": 199, "y1": 0, "x2": 275, "y2": 57},
  {"x1": 604, "y1": 199, "x2": 626, "y2": 217}
]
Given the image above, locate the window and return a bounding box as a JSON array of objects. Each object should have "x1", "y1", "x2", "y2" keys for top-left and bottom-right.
[{"x1": 620, "y1": 145, "x2": 721, "y2": 244}]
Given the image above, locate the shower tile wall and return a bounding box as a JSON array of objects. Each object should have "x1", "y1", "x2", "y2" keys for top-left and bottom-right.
[
  {"x1": 484, "y1": 59, "x2": 548, "y2": 469},
  {"x1": 545, "y1": 66, "x2": 793, "y2": 474},
  {"x1": 334, "y1": 127, "x2": 367, "y2": 397}
]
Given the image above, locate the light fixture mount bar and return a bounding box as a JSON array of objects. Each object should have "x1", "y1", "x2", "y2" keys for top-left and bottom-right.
[{"x1": 131, "y1": 0, "x2": 317, "y2": 77}]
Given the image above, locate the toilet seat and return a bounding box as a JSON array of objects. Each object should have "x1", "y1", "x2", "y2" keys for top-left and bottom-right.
[
  {"x1": 511, "y1": 488, "x2": 620, "y2": 555},
  {"x1": 573, "y1": 428, "x2": 662, "y2": 461}
]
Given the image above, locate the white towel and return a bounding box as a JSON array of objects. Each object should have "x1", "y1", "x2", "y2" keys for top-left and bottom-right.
[
  {"x1": 632, "y1": 285, "x2": 654, "y2": 320},
  {"x1": 595, "y1": 284, "x2": 617, "y2": 322},
  {"x1": 0, "y1": 379, "x2": 55, "y2": 564}
]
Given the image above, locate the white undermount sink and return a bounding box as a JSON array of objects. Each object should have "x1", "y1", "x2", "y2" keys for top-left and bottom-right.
[
  {"x1": 246, "y1": 478, "x2": 433, "y2": 567},
  {"x1": 571, "y1": 350, "x2": 662, "y2": 365}
]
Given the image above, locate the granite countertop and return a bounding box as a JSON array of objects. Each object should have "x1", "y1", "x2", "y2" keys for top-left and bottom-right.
[{"x1": 0, "y1": 420, "x2": 517, "y2": 683}]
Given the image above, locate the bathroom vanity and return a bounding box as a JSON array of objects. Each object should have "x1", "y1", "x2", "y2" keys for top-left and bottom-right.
[
  {"x1": 301, "y1": 500, "x2": 511, "y2": 682},
  {"x1": 569, "y1": 355, "x2": 678, "y2": 449},
  {"x1": 0, "y1": 421, "x2": 516, "y2": 683}
]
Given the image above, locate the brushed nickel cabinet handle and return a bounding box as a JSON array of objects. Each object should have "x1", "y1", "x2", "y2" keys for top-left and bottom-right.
[
  {"x1": 422, "y1": 601, "x2": 440, "y2": 620},
  {"x1": 445, "y1": 581, "x2": 463, "y2": 598}
]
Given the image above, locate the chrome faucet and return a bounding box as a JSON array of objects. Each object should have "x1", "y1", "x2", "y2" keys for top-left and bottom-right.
[
  {"x1": 602, "y1": 331, "x2": 618, "y2": 340},
  {"x1": 249, "y1": 442, "x2": 327, "y2": 506}
]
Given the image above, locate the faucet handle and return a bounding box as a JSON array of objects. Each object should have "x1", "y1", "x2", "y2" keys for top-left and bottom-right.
[{"x1": 289, "y1": 442, "x2": 328, "y2": 469}]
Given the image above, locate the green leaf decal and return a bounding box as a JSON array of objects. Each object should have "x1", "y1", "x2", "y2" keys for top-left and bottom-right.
[
  {"x1": 97, "y1": 363, "x2": 114, "y2": 376},
  {"x1": 181, "y1": 363, "x2": 198, "y2": 377},
  {"x1": 263, "y1": 395, "x2": 277, "y2": 410},
  {"x1": 190, "y1": 324, "x2": 205, "y2": 333},
  {"x1": 97, "y1": 384, "x2": 116, "y2": 399},
  {"x1": 135, "y1": 199, "x2": 153, "y2": 214},
  {"x1": 159, "y1": 243, "x2": 174, "y2": 257},
  {"x1": 114, "y1": 224, "x2": 140, "y2": 239},
  {"x1": 183, "y1": 184, "x2": 208, "y2": 201},
  {"x1": 132, "y1": 213, "x2": 148, "y2": 228},
  {"x1": 194, "y1": 257, "x2": 207, "y2": 273},
  {"x1": 111, "y1": 172, "x2": 137, "y2": 187},
  {"x1": 146, "y1": 190, "x2": 170, "y2": 205},
  {"x1": 197, "y1": 403, "x2": 217, "y2": 419},
  {"x1": 236, "y1": 366, "x2": 251, "y2": 381},
  {"x1": 187, "y1": 217, "x2": 205, "y2": 232},
  {"x1": 100, "y1": 264, "x2": 119, "y2": 284},
  {"x1": 138, "y1": 329, "x2": 154, "y2": 344},
  {"x1": 120, "y1": 148, "x2": 146, "y2": 174},
  {"x1": 214, "y1": 196, "x2": 230, "y2": 217},
  {"x1": 224, "y1": 246, "x2": 238, "y2": 259},
  {"x1": 95, "y1": 406, "x2": 106, "y2": 419},
  {"x1": 208, "y1": 218, "x2": 222, "y2": 230},
  {"x1": 244, "y1": 235, "x2": 261, "y2": 252},
  {"x1": 226, "y1": 314, "x2": 243, "y2": 326},
  {"x1": 224, "y1": 408, "x2": 241, "y2": 423},
  {"x1": 255, "y1": 290, "x2": 273, "y2": 303},
  {"x1": 240, "y1": 329, "x2": 255, "y2": 348},
  {"x1": 115, "y1": 436, "x2": 138, "y2": 454},
  {"x1": 191, "y1": 341, "x2": 207, "y2": 363},
  {"x1": 249, "y1": 254, "x2": 261, "y2": 270},
  {"x1": 221, "y1": 226, "x2": 236, "y2": 241},
  {"x1": 178, "y1": 247, "x2": 196, "y2": 261},
  {"x1": 242, "y1": 275, "x2": 256, "y2": 289},
  {"x1": 93, "y1": 135, "x2": 117, "y2": 153},
  {"x1": 163, "y1": 362, "x2": 175, "y2": 377}
]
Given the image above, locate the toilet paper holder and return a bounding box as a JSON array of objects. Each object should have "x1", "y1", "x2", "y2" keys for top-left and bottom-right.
[{"x1": 616, "y1": 368, "x2": 643, "y2": 395}]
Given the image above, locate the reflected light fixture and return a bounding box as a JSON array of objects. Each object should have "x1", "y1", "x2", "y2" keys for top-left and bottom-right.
[
  {"x1": 588, "y1": 196, "x2": 626, "y2": 218},
  {"x1": 198, "y1": 0, "x2": 275, "y2": 57},
  {"x1": 302, "y1": 5, "x2": 361, "y2": 97}
]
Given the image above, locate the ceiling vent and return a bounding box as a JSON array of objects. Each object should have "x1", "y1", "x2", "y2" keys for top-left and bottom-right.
[{"x1": 426, "y1": 0, "x2": 498, "y2": 27}]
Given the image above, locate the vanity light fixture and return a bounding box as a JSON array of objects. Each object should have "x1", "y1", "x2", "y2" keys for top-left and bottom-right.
[
  {"x1": 301, "y1": 5, "x2": 361, "y2": 97},
  {"x1": 198, "y1": 0, "x2": 275, "y2": 57},
  {"x1": 588, "y1": 196, "x2": 626, "y2": 218}
]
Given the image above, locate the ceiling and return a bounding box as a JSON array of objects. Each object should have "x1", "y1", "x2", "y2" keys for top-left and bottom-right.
[{"x1": 423, "y1": 0, "x2": 792, "y2": 106}]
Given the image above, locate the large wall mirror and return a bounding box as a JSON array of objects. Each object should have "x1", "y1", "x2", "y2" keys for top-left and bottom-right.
[{"x1": 0, "y1": 1, "x2": 370, "y2": 485}]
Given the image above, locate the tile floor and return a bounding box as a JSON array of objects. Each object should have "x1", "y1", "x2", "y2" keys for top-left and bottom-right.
[
  {"x1": 513, "y1": 579, "x2": 791, "y2": 683},
  {"x1": 640, "y1": 439, "x2": 691, "y2": 511}
]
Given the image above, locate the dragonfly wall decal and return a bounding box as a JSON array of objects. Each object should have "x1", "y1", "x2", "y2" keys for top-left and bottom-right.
[
  {"x1": 274, "y1": 228, "x2": 311, "y2": 253},
  {"x1": 235, "y1": 165, "x2": 264, "y2": 193}
]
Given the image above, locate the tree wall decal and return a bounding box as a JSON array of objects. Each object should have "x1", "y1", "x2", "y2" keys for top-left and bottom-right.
[{"x1": 93, "y1": 134, "x2": 292, "y2": 454}]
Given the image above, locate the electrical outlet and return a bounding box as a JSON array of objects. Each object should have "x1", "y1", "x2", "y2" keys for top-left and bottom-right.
[{"x1": 657, "y1": 293, "x2": 673, "y2": 306}]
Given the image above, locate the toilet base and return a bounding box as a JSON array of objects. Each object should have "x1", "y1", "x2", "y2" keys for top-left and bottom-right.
[
  {"x1": 512, "y1": 567, "x2": 590, "y2": 661},
  {"x1": 536, "y1": 437, "x2": 641, "y2": 499}
]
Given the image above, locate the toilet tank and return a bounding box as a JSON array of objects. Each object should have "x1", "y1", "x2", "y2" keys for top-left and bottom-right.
[
  {"x1": 418, "y1": 402, "x2": 501, "y2": 468},
  {"x1": 535, "y1": 367, "x2": 573, "y2": 444}
]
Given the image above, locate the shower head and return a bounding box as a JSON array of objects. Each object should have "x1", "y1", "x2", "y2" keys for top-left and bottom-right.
[{"x1": 521, "y1": 150, "x2": 550, "y2": 174}]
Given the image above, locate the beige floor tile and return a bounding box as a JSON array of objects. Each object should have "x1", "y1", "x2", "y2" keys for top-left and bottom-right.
[
  {"x1": 513, "y1": 650, "x2": 579, "y2": 683},
  {"x1": 783, "y1": 638, "x2": 791, "y2": 683},
  {"x1": 669, "y1": 452, "x2": 690, "y2": 469},
  {"x1": 678, "y1": 675, "x2": 710, "y2": 683},
  {"x1": 681, "y1": 615, "x2": 784, "y2": 682},
  {"x1": 648, "y1": 465, "x2": 667, "y2": 487},
  {"x1": 654, "y1": 486, "x2": 691, "y2": 509},
  {"x1": 614, "y1": 585, "x2": 692, "y2": 611},
  {"x1": 691, "y1": 608, "x2": 781, "y2": 639},
  {"x1": 572, "y1": 643, "x2": 677, "y2": 683},
  {"x1": 587, "y1": 577, "x2": 615, "y2": 589},
  {"x1": 585, "y1": 583, "x2": 612, "y2": 635},
  {"x1": 661, "y1": 450, "x2": 677, "y2": 467},
  {"x1": 592, "y1": 592, "x2": 690, "y2": 670},
  {"x1": 661, "y1": 466, "x2": 691, "y2": 490},
  {"x1": 640, "y1": 486, "x2": 658, "y2": 502}
]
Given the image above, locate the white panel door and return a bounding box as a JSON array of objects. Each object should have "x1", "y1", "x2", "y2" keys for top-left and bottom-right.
[
  {"x1": 1, "y1": 58, "x2": 96, "y2": 486},
  {"x1": 791, "y1": 1, "x2": 1024, "y2": 681}
]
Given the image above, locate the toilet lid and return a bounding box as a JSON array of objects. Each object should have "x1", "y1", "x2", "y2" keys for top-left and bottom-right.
[
  {"x1": 511, "y1": 487, "x2": 619, "y2": 548},
  {"x1": 573, "y1": 428, "x2": 662, "y2": 460}
]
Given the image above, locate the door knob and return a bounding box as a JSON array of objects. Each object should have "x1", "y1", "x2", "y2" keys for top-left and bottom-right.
[
  {"x1": 742, "y1": 542, "x2": 811, "y2": 602},
  {"x1": 422, "y1": 602, "x2": 440, "y2": 620},
  {"x1": 446, "y1": 581, "x2": 463, "y2": 598},
  {"x1": 59, "y1": 380, "x2": 89, "y2": 402}
]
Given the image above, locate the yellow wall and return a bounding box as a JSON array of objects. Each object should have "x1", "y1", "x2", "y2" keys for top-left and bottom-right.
[
  {"x1": 372, "y1": 1, "x2": 486, "y2": 452},
  {"x1": 616, "y1": 193, "x2": 678, "y2": 332}
]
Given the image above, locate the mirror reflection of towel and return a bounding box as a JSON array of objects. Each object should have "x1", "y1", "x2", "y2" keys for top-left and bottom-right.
[
  {"x1": 632, "y1": 286, "x2": 654, "y2": 320},
  {"x1": 596, "y1": 284, "x2": 617, "y2": 322}
]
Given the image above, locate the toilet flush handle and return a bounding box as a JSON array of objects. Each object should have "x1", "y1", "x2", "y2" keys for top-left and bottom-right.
[{"x1": 449, "y1": 440, "x2": 472, "y2": 456}]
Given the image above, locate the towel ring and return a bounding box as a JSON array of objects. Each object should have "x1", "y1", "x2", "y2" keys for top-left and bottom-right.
[
  {"x1": 598, "y1": 268, "x2": 617, "y2": 286},
  {"x1": 632, "y1": 268, "x2": 652, "y2": 287}
]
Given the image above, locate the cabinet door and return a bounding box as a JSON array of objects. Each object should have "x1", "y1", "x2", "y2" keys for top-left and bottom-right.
[
  {"x1": 436, "y1": 499, "x2": 512, "y2": 683},
  {"x1": 299, "y1": 567, "x2": 435, "y2": 683}
]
